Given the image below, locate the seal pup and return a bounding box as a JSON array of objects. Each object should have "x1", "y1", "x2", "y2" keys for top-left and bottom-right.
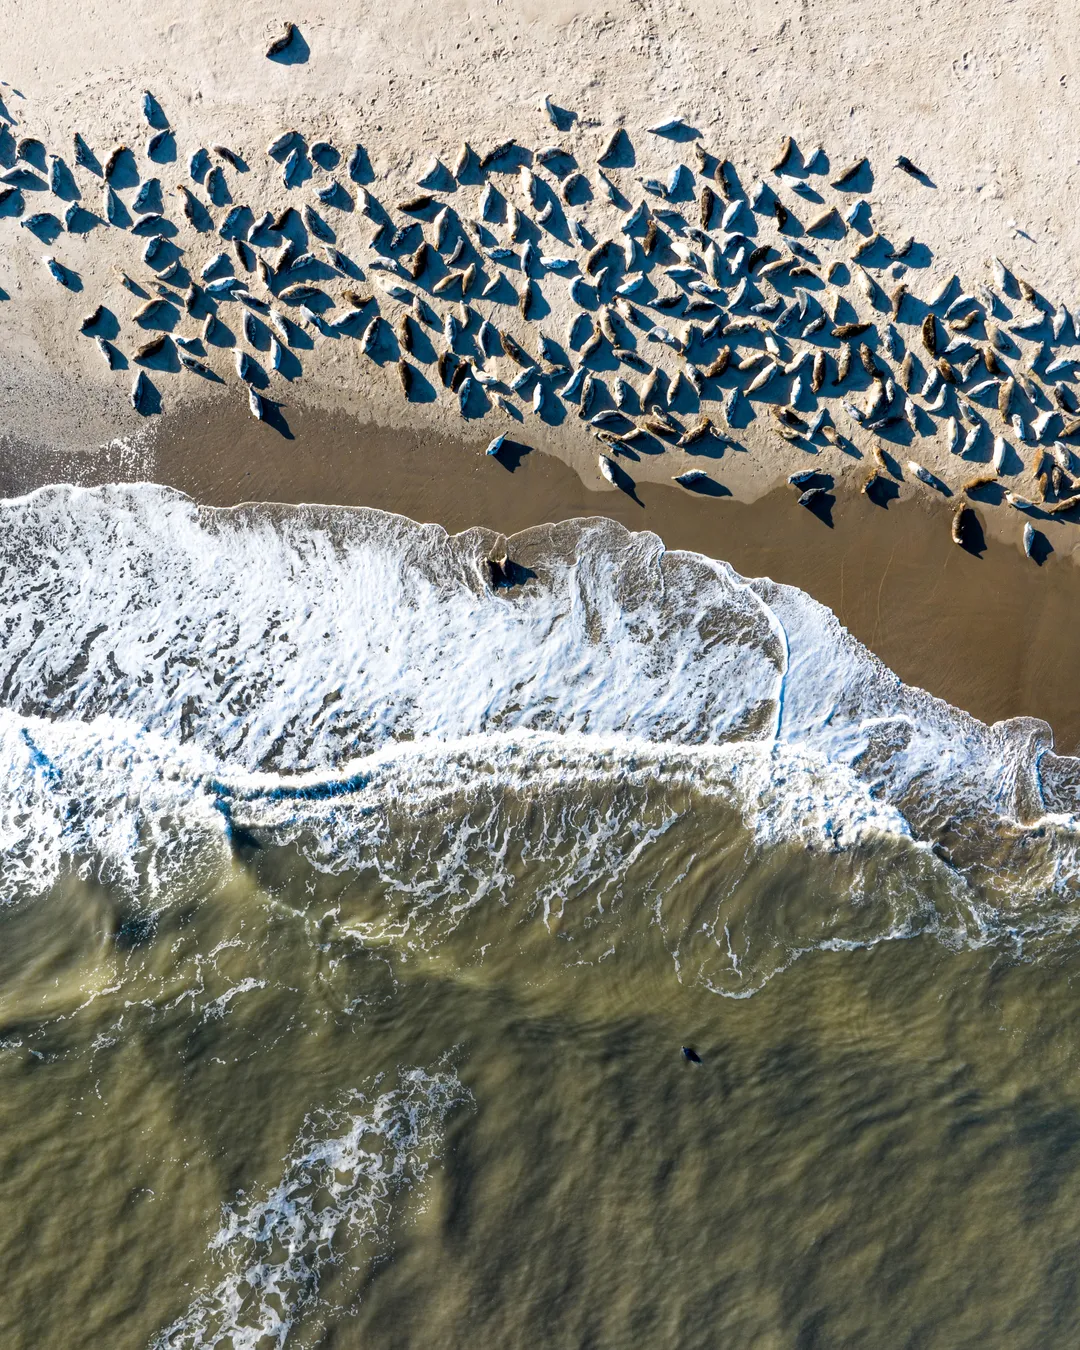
[
  {"x1": 179, "y1": 355, "x2": 212, "y2": 377},
  {"x1": 486, "y1": 551, "x2": 512, "y2": 587},
  {"x1": 73, "y1": 133, "x2": 97, "y2": 172},
  {"x1": 699, "y1": 183, "x2": 715, "y2": 230},
  {"x1": 772, "y1": 136, "x2": 793, "y2": 173},
  {"x1": 833, "y1": 322, "x2": 871, "y2": 339},
  {"x1": 806, "y1": 206, "x2": 839, "y2": 234},
  {"x1": 103, "y1": 144, "x2": 127, "y2": 180},
  {"x1": 598, "y1": 127, "x2": 626, "y2": 165},
  {"x1": 908, "y1": 460, "x2": 942, "y2": 489},
  {"x1": 951, "y1": 504, "x2": 972, "y2": 546},
  {"x1": 96, "y1": 337, "x2": 119, "y2": 368},
  {"x1": 452, "y1": 143, "x2": 473, "y2": 178},
  {"x1": 214, "y1": 144, "x2": 244, "y2": 171},
  {"x1": 233, "y1": 349, "x2": 257, "y2": 383},
  {"x1": 862, "y1": 469, "x2": 884, "y2": 496},
  {"x1": 830, "y1": 157, "x2": 867, "y2": 188},
  {"x1": 15, "y1": 136, "x2": 45, "y2": 165},
  {"x1": 678, "y1": 416, "x2": 713, "y2": 446},
  {"x1": 42, "y1": 255, "x2": 71, "y2": 286},
  {"x1": 130, "y1": 370, "x2": 152, "y2": 413},
  {"x1": 479, "y1": 139, "x2": 516, "y2": 170},
  {"x1": 266, "y1": 22, "x2": 297, "y2": 57},
  {"x1": 998, "y1": 377, "x2": 1015, "y2": 421},
  {"x1": 133, "y1": 297, "x2": 171, "y2": 324},
  {"x1": 647, "y1": 116, "x2": 693, "y2": 135}
]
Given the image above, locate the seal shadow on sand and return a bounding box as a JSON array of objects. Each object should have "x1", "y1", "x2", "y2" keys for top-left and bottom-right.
[
  {"x1": 267, "y1": 27, "x2": 310, "y2": 65},
  {"x1": 489, "y1": 439, "x2": 533, "y2": 472}
]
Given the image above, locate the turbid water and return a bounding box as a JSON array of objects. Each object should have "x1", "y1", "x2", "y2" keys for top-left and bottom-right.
[{"x1": 4, "y1": 485, "x2": 1080, "y2": 1348}]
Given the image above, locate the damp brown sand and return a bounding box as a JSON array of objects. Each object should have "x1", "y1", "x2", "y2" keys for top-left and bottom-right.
[{"x1": 11, "y1": 396, "x2": 1080, "y2": 752}]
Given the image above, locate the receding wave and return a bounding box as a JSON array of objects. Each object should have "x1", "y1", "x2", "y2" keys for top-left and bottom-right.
[{"x1": 1, "y1": 482, "x2": 1078, "y2": 991}]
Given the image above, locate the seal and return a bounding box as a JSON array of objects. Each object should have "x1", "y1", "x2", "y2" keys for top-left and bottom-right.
[
  {"x1": 678, "y1": 415, "x2": 714, "y2": 446},
  {"x1": 772, "y1": 136, "x2": 793, "y2": 173},
  {"x1": 73, "y1": 133, "x2": 97, "y2": 172},
  {"x1": 830, "y1": 157, "x2": 867, "y2": 188},
  {"x1": 832, "y1": 322, "x2": 871, "y2": 339},
  {"x1": 699, "y1": 184, "x2": 715, "y2": 230},
  {"x1": 479, "y1": 139, "x2": 516, "y2": 170},
  {"x1": 951, "y1": 504, "x2": 972, "y2": 545},
  {"x1": 130, "y1": 371, "x2": 153, "y2": 413},
  {"x1": 95, "y1": 337, "x2": 119, "y2": 368},
  {"x1": 266, "y1": 23, "x2": 297, "y2": 58},
  {"x1": 103, "y1": 144, "x2": 127, "y2": 180}
]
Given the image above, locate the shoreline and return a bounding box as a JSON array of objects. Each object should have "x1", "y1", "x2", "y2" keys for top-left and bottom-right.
[{"x1": 10, "y1": 394, "x2": 1080, "y2": 752}]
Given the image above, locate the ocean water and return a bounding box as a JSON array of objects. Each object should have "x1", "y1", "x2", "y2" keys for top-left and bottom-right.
[{"x1": 4, "y1": 484, "x2": 1080, "y2": 1346}]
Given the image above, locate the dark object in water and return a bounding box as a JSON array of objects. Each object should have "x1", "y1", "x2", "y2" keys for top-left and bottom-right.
[{"x1": 682, "y1": 1046, "x2": 702, "y2": 1063}]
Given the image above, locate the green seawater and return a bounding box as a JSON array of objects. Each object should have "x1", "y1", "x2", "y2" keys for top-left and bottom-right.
[{"x1": 3, "y1": 790, "x2": 1080, "y2": 1350}]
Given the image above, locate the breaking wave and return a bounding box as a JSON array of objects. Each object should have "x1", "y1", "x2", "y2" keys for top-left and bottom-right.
[{"x1": 1, "y1": 482, "x2": 1079, "y2": 991}]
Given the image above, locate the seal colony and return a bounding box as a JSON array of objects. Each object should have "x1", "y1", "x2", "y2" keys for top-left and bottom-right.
[{"x1": 0, "y1": 85, "x2": 1078, "y2": 554}]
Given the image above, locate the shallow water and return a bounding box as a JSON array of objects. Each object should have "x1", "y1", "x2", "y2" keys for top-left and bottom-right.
[{"x1": 4, "y1": 485, "x2": 1080, "y2": 1347}]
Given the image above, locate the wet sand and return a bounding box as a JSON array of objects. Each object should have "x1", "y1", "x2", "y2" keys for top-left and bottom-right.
[{"x1": 8, "y1": 396, "x2": 1080, "y2": 752}]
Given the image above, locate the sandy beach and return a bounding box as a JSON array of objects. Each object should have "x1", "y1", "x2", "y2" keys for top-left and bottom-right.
[{"x1": 1, "y1": 0, "x2": 1080, "y2": 537}]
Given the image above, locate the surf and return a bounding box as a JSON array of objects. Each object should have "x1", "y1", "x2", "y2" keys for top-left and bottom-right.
[{"x1": 0, "y1": 482, "x2": 1077, "y2": 989}]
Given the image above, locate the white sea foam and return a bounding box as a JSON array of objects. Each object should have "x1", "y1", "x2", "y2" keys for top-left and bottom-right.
[
  {"x1": 151, "y1": 1063, "x2": 469, "y2": 1349},
  {"x1": 0, "y1": 483, "x2": 1077, "y2": 974}
]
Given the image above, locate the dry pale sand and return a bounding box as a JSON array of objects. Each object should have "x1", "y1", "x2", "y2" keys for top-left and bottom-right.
[{"x1": 0, "y1": 0, "x2": 1079, "y2": 528}]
